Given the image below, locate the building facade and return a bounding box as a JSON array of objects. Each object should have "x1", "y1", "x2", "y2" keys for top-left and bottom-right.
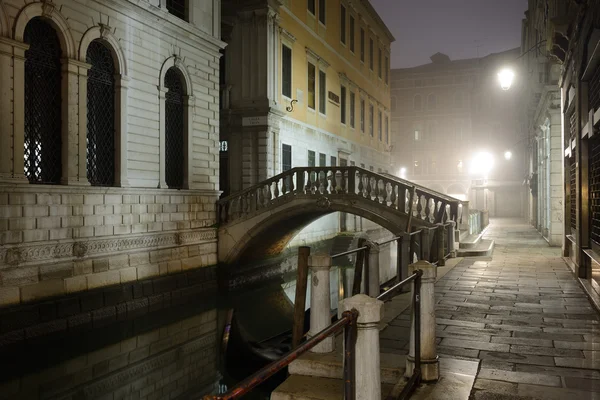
[
  {"x1": 520, "y1": 0, "x2": 564, "y2": 246},
  {"x1": 552, "y1": 0, "x2": 600, "y2": 294},
  {"x1": 0, "y1": 0, "x2": 224, "y2": 307},
  {"x1": 219, "y1": 0, "x2": 394, "y2": 246},
  {"x1": 390, "y1": 50, "x2": 527, "y2": 219}
]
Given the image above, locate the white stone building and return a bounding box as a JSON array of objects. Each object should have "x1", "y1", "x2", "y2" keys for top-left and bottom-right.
[{"x1": 0, "y1": 0, "x2": 224, "y2": 306}]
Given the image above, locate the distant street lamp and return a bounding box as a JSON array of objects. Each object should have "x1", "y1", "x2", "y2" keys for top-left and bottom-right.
[
  {"x1": 498, "y1": 68, "x2": 515, "y2": 91},
  {"x1": 497, "y1": 40, "x2": 547, "y2": 91},
  {"x1": 504, "y1": 151, "x2": 513, "y2": 160},
  {"x1": 399, "y1": 167, "x2": 407, "y2": 179},
  {"x1": 469, "y1": 152, "x2": 494, "y2": 177}
]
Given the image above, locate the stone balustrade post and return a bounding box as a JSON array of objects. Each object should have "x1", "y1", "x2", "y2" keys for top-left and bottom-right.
[
  {"x1": 341, "y1": 294, "x2": 384, "y2": 400},
  {"x1": 406, "y1": 260, "x2": 439, "y2": 382},
  {"x1": 367, "y1": 241, "x2": 380, "y2": 297},
  {"x1": 459, "y1": 201, "x2": 470, "y2": 231},
  {"x1": 448, "y1": 221, "x2": 457, "y2": 258},
  {"x1": 308, "y1": 255, "x2": 334, "y2": 353}
]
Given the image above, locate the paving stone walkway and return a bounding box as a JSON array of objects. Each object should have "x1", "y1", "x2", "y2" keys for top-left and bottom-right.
[{"x1": 383, "y1": 218, "x2": 600, "y2": 399}]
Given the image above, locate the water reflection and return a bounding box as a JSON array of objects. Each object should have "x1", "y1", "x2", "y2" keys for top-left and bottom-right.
[{"x1": 0, "y1": 298, "x2": 222, "y2": 400}]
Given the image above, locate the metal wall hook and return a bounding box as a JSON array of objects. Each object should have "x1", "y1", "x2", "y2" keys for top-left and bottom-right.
[{"x1": 286, "y1": 99, "x2": 298, "y2": 112}]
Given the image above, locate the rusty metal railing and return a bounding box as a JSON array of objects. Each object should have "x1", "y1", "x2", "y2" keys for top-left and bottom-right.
[
  {"x1": 377, "y1": 270, "x2": 423, "y2": 400},
  {"x1": 204, "y1": 309, "x2": 359, "y2": 400}
]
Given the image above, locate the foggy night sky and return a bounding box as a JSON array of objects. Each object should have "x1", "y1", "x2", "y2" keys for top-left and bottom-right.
[{"x1": 370, "y1": 0, "x2": 528, "y2": 68}]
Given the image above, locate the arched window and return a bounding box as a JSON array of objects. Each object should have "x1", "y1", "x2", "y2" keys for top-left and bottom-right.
[
  {"x1": 86, "y1": 40, "x2": 115, "y2": 186},
  {"x1": 414, "y1": 94, "x2": 422, "y2": 111},
  {"x1": 164, "y1": 67, "x2": 185, "y2": 189},
  {"x1": 24, "y1": 17, "x2": 62, "y2": 184},
  {"x1": 427, "y1": 93, "x2": 436, "y2": 110}
]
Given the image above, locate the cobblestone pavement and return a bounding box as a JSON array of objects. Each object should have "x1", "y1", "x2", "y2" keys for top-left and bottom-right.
[{"x1": 382, "y1": 219, "x2": 600, "y2": 399}]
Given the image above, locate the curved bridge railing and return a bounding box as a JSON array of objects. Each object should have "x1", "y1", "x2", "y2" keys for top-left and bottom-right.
[{"x1": 218, "y1": 167, "x2": 460, "y2": 227}]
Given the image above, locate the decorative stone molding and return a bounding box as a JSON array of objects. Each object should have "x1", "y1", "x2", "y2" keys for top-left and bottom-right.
[
  {"x1": 79, "y1": 24, "x2": 128, "y2": 76},
  {"x1": 305, "y1": 46, "x2": 329, "y2": 69},
  {"x1": 280, "y1": 27, "x2": 296, "y2": 43},
  {"x1": 0, "y1": 229, "x2": 217, "y2": 266}
]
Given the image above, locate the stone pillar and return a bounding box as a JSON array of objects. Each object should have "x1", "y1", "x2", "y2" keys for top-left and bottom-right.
[
  {"x1": 367, "y1": 241, "x2": 380, "y2": 297},
  {"x1": 341, "y1": 294, "x2": 383, "y2": 400},
  {"x1": 115, "y1": 76, "x2": 130, "y2": 187},
  {"x1": 308, "y1": 255, "x2": 333, "y2": 353},
  {"x1": 62, "y1": 59, "x2": 90, "y2": 185},
  {"x1": 158, "y1": 88, "x2": 167, "y2": 188},
  {"x1": 448, "y1": 221, "x2": 457, "y2": 257},
  {"x1": 406, "y1": 260, "x2": 439, "y2": 382},
  {"x1": 0, "y1": 38, "x2": 29, "y2": 183},
  {"x1": 459, "y1": 201, "x2": 470, "y2": 231}
]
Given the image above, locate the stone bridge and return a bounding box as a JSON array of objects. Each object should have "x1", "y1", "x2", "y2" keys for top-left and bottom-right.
[{"x1": 217, "y1": 166, "x2": 464, "y2": 264}]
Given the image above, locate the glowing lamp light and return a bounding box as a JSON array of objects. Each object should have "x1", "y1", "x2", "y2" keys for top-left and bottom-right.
[
  {"x1": 498, "y1": 68, "x2": 515, "y2": 91},
  {"x1": 469, "y1": 152, "x2": 494, "y2": 176},
  {"x1": 399, "y1": 167, "x2": 407, "y2": 179},
  {"x1": 504, "y1": 151, "x2": 513, "y2": 160}
]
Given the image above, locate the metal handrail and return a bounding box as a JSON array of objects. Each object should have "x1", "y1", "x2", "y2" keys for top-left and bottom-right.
[
  {"x1": 204, "y1": 309, "x2": 359, "y2": 400},
  {"x1": 379, "y1": 270, "x2": 423, "y2": 400},
  {"x1": 331, "y1": 245, "x2": 369, "y2": 259}
]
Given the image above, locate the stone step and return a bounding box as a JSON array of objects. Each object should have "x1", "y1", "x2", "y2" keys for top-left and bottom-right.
[
  {"x1": 459, "y1": 232, "x2": 483, "y2": 249},
  {"x1": 270, "y1": 375, "x2": 396, "y2": 400},
  {"x1": 288, "y1": 350, "x2": 406, "y2": 384},
  {"x1": 457, "y1": 239, "x2": 495, "y2": 257}
]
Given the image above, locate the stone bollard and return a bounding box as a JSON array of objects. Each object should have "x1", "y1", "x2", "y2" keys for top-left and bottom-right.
[
  {"x1": 308, "y1": 255, "x2": 334, "y2": 353},
  {"x1": 406, "y1": 260, "x2": 439, "y2": 382},
  {"x1": 367, "y1": 241, "x2": 380, "y2": 297},
  {"x1": 341, "y1": 294, "x2": 384, "y2": 400},
  {"x1": 448, "y1": 221, "x2": 457, "y2": 258}
]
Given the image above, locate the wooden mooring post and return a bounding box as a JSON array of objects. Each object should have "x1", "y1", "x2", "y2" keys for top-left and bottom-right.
[{"x1": 292, "y1": 246, "x2": 310, "y2": 348}]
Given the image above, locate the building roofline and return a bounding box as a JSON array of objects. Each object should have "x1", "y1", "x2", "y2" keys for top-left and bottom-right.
[{"x1": 360, "y1": 0, "x2": 395, "y2": 42}]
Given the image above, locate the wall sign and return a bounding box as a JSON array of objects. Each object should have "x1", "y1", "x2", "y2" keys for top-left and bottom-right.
[
  {"x1": 242, "y1": 116, "x2": 268, "y2": 126},
  {"x1": 328, "y1": 91, "x2": 340, "y2": 105}
]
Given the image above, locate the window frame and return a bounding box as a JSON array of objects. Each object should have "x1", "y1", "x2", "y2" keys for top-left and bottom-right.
[
  {"x1": 318, "y1": 0, "x2": 326, "y2": 25},
  {"x1": 369, "y1": 37, "x2": 374, "y2": 71},
  {"x1": 349, "y1": 15, "x2": 355, "y2": 53},
  {"x1": 360, "y1": 98, "x2": 365, "y2": 133},
  {"x1": 349, "y1": 91, "x2": 355, "y2": 128},
  {"x1": 282, "y1": 44, "x2": 293, "y2": 99},
  {"x1": 319, "y1": 69, "x2": 327, "y2": 115},
  {"x1": 378, "y1": 110, "x2": 382, "y2": 141},
  {"x1": 378, "y1": 47, "x2": 382, "y2": 79},
  {"x1": 360, "y1": 28, "x2": 365, "y2": 63},
  {"x1": 308, "y1": 0, "x2": 316, "y2": 15},
  {"x1": 340, "y1": 4, "x2": 346, "y2": 45},
  {"x1": 308, "y1": 61, "x2": 316, "y2": 110},
  {"x1": 340, "y1": 85, "x2": 347, "y2": 124}
]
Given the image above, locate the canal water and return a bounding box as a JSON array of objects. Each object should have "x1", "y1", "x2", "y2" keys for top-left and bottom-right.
[{"x1": 0, "y1": 232, "x2": 397, "y2": 400}]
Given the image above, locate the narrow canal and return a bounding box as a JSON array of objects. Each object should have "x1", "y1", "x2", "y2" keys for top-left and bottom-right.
[{"x1": 0, "y1": 230, "x2": 397, "y2": 400}]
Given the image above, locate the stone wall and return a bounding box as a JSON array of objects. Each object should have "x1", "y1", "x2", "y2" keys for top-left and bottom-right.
[{"x1": 0, "y1": 0, "x2": 224, "y2": 306}]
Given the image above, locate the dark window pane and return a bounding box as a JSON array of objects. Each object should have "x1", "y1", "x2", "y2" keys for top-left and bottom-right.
[
  {"x1": 282, "y1": 144, "x2": 292, "y2": 171},
  {"x1": 331, "y1": 156, "x2": 337, "y2": 166},
  {"x1": 350, "y1": 92, "x2": 355, "y2": 128},
  {"x1": 319, "y1": 0, "x2": 326, "y2": 24},
  {"x1": 308, "y1": 0, "x2": 315, "y2": 14},
  {"x1": 87, "y1": 40, "x2": 116, "y2": 186},
  {"x1": 319, "y1": 70, "x2": 326, "y2": 114},
  {"x1": 319, "y1": 153, "x2": 326, "y2": 166},
  {"x1": 166, "y1": 0, "x2": 187, "y2": 20},
  {"x1": 165, "y1": 68, "x2": 185, "y2": 189},
  {"x1": 590, "y1": 136, "x2": 600, "y2": 246},
  {"x1": 360, "y1": 29, "x2": 365, "y2": 62},
  {"x1": 340, "y1": 5, "x2": 346, "y2": 44},
  {"x1": 340, "y1": 85, "x2": 346, "y2": 124},
  {"x1": 282, "y1": 45, "x2": 292, "y2": 98},
  {"x1": 308, "y1": 62, "x2": 316, "y2": 109},
  {"x1": 308, "y1": 150, "x2": 316, "y2": 167},
  {"x1": 349, "y1": 16, "x2": 355, "y2": 52},
  {"x1": 24, "y1": 18, "x2": 62, "y2": 184},
  {"x1": 369, "y1": 38, "x2": 374, "y2": 70}
]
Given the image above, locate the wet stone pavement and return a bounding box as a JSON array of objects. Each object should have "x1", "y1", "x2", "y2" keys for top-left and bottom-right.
[{"x1": 383, "y1": 219, "x2": 600, "y2": 400}]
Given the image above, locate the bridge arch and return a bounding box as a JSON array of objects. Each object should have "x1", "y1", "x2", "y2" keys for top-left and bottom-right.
[{"x1": 219, "y1": 196, "x2": 408, "y2": 264}]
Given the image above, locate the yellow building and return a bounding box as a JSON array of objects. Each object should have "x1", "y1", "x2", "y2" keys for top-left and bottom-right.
[{"x1": 220, "y1": 0, "x2": 394, "y2": 199}]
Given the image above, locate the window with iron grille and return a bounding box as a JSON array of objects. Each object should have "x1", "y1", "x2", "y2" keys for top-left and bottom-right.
[
  {"x1": 165, "y1": 67, "x2": 185, "y2": 189},
  {"x1": 589, "y1": 67, "x2": 600, "y2": 113},
  {"x1": 166, "y1": 0, "x2": 187, "y2": 21},
  {"x1": 24, "y1": 17, "x2": 62, "y2": 184},
  {"x1": 570, "y1": 157, "x2": 577, "y2": 230},
  {"x1": 569, "y1": 108, "x2": 577, "y2": 143},
  {"x1": 87, "y1": 40, "x2": 115, "y2": 186},
  {"x1": 591, "y1": 136, "x2": 600, "y2": 247}
]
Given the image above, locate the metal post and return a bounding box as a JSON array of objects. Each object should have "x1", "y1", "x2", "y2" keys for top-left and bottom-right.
[
  {"x1": 292, "y1": 246, "x2": 310, "y2": 348},
  {"x1": 448, "y1": 221, "x2": 457, "y2": 258},
  {"x1": 409, "y1": 232, "x2": 417, "y2": 263},
  {"x1": 341, "y1": 295, "x2": 384, "y2": 400},
  {"x1": 308, "y1": 255, "x2": 334, "y2": 353},
  {"x1": 406, "y1": 261, "x2": 438, "y2": 382},
  {"x1": 397, "y1": 234, "x2": 410, "y2": 290},
  {"x1": 421, "y1": 228, "x2": 431, "y2": 262},
  {"x1": 343, "y1": 310, "x2": 357, "y2": 400},
  {"x1": 436, "y1": 224, "x2": 445, "y2": 266}
]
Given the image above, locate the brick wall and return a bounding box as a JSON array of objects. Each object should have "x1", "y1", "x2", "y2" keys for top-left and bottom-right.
[
  {"x1": 0, "y1": 0, "x2": 224, "y2": 306},
  {"x1": 0, "y1": 188, "x2": 218, "y2": 306}
]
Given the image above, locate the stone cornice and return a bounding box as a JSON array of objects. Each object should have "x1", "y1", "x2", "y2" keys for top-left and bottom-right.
[{"x1": 0, "y1": 228, "x2": 217, "y2": 267}]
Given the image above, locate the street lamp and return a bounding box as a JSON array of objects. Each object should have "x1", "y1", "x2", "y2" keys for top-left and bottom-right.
[
  {"x1": 399, "y1": 167, "x2": 407, "y2": 179},
  {"x1": 504, "y1": 151, "x2": 513, "y2": 160},
  {"x1": 498, "y1": 68, "x2": 515, "y2": 91},
  {"x1": 469, "y1": 152, "x2": 494, "y2": 177}
]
